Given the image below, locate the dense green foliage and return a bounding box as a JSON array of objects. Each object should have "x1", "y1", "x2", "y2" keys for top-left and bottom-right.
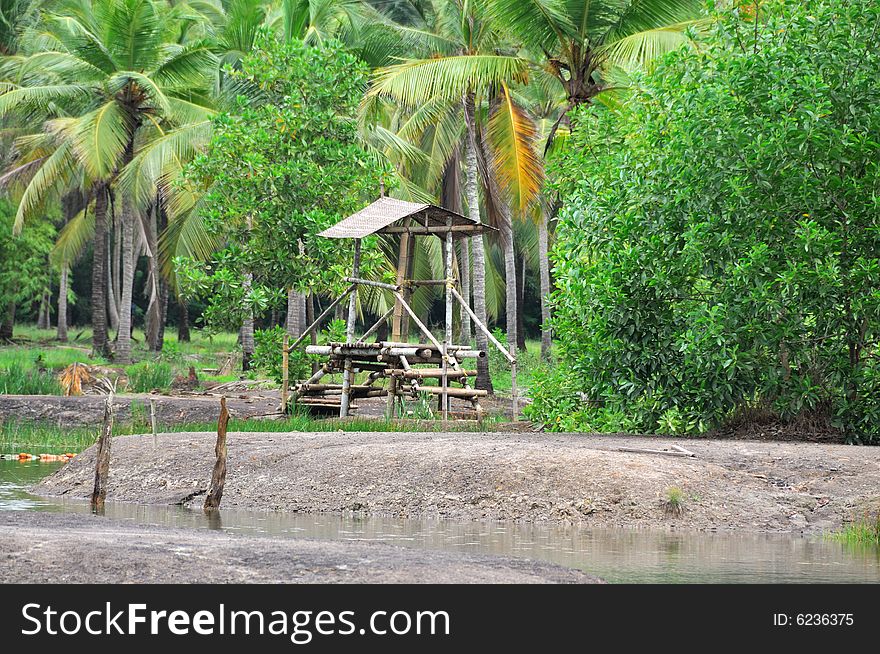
[
  {"x1": 179, "y1": 34, "x2": 385, "y2": 330},
  {"x1": 0, "y1": 200, "x2": 55, "y2": 331},
  {"x1": 528, "y1": 0, "x2": 880, "y2": 443}
]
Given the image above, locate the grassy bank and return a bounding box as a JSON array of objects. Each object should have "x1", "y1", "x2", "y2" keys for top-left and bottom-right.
[
  {"x1": 0, "y1": 414, "x2": 506, "y2": 454},
  {"x1": 829, "y1": 515, "x2": 880, "y2": 547}
]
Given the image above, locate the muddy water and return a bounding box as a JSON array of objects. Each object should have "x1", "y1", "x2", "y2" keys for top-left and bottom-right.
[{"x1": 2, "y1": 460, "x2": 878, "y2": 583}]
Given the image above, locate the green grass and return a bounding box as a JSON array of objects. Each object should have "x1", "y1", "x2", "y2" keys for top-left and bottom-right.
[
  {"x1": 126, "y1": 362, "x2": 174, "y2": 393},
  {"x1": 828, "y1": 514, "x2": 880, "y2": 547},
  {"x1": 1, "y1": 413, "x2": 507, "y2": 454},
  {"x1": 1, "y1": 325, "x2": 245, "y2": 395},
  {"x1": 0, "y1": 362, "x2": 63, "y2": 395}
]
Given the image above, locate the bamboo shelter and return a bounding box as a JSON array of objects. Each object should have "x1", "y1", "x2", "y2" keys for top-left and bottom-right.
[{"x1": 281, "y1": 197, "x2": 516, "y2": 421}]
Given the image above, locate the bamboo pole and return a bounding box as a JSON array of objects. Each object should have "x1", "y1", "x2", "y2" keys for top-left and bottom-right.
[
  {"x1": 449, "y1": 286, "x2": 515, "y2": 363},
  {"x1": 345, "y1": 277, "x2": 399, "y2": 291},
  {"x1": 340, "y1": 239, "x2": 361, "y2": 418},
  {"x1": 392, "y1": 291, "x2": 442, "y2": 351},
  {"x1": 90, "y1": 392, "x2": 114, "y2": 512},
  {"x1": 281, "y1": 332, "x2": 289, "y2": 414},
  {"x1": 443, "y1": 218, "x2": 453, "y2": 422},
  {"x1": 392, "y1": 217, "x2": 413, "y2": 342},
  {"x1": 361, "y1": 307, "x2": 394, "y2": 342},
  {"x1": 288, "y1": 284, "x2": 356, "y2": 350},
  {"x1": 204, "y1": 396, "x2": 229, "y2": 511}
]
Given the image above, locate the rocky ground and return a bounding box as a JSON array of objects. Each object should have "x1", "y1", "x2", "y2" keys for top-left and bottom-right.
[
  {"x1": 0, "y1": 511, "x2": 597, "y2": 583},
  {"x1": 35, "y1": 430, "x2": 880, "y2": 533}
]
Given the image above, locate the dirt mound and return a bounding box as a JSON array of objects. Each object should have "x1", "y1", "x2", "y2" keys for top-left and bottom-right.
[{"x1": 35, "y1": 430, "x2": 880, "y2": 533}]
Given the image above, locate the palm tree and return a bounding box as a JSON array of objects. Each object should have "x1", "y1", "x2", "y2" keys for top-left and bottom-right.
[
  {"x1": 0, "y1": 0, "x2": 216, "y2": 361},
  {"x1": 490, "y1": 0, "x2": 705, "y2": 146},
  {"x1": 365, "y1": 0, "x2": 541, "y2": 390}
]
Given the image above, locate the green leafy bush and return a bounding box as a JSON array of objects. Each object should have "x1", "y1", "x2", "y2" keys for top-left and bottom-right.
[
  {"x1": 126, "y1": 362, "x2": 173, "y2": 393},
  {"x1": 531, "y1": 0, "x2": 880, "y2": 443}
]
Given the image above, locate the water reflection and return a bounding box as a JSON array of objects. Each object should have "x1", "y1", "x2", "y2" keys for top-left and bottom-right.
[{"x1": 2, "y1": 460, "x2": 878, "y2": 583}]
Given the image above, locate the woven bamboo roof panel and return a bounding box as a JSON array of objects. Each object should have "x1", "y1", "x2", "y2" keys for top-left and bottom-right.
[{"x1": 319, "y1": 196, "x2": 494, "y2": 239}]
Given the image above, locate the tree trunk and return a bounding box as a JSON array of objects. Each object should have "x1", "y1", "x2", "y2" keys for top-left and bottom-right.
[
  {"x1": 115, "y1": 196, "x2": 136, "y2": 364},
  {"x1": 516, "y1": 250, "x2": 527, "y2": 351},
  {"x1": 0, "y1": 303, "x2": 14, "y2": 341},
  {"x1": 177, "y1": 297, "x2": 190, "y2": 342},
  {"x1": 91, "y1": 184, "x2": 109, "y2": 357},
  {"x1": 155, "y1": 201, "x2": 169, "y2": 351},
  {"x1": 286, "y1": 287, "x2": 306, "y2": 337},
  {"x1": 538, "y1": 209, "x2": 552, "y2": 360},
  {"x1": 57, "y1": 266, "x2": 69, "y2": 342},
  {"x1": 241, "y1": 273, "x2": 254, "y2": 371},
  {"x1": 108, "y1": 206, "x2": 121, "y2": 333},
  {"x1": 37, "y1": 291, "x2": 50, "y2": 330},
  {"x1": 500, "y1": 214, "x2": 517, "y2": 358},
  {"x1": 145, "y1": 205, "x2": 162, "y2": 352},
  {"x1": 463, "y1": 94, "x2": 492, "y2": 392}
]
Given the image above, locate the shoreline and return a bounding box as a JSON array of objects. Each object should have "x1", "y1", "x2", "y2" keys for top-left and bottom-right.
[{"x1": 33, "y1": 430, "x2": 880, "y2": 534}]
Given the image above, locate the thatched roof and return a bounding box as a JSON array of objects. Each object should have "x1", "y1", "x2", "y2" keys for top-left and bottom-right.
[{"x1": 318, "y1": 197, "x2": 495, "y2": 239}]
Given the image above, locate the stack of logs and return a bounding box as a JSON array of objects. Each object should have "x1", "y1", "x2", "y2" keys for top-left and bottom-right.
[{"x1": 295, "y1": 341, "x2": 486, "y2": 419}]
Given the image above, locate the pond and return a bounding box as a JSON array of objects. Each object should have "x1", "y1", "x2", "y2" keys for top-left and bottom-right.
[{"x1": 2, "y1": 459, "x2": 878, "y2": 583}]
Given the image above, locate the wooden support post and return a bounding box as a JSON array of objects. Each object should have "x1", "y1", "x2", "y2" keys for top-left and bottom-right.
[
  {"x1": 392, "y1": 217, "x2": 413, "y2": 343},
  {"x1": 443, "y1": 219, "x2": 453, "y2": 422},
  {"x1": 204, "y1": 396, "x2": 230, "y2": 511},
  {"x1": 91, "y1": 392, "x2": 114, "y2": 512},
  {"x1": 281, "y1": 332, "x2": 289, "y2": 414},
  {"x1": 340, "y1": 239, "x2": 361, "y2": 418},
  {"x1": 149, "y1": 398, "x2": 157, "y2": 448}
]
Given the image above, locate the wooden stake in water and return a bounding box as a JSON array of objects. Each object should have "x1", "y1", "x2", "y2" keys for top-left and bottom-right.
[
  {"x1": 204, "y1": 396, "x2": 229, "y2": 511},
  {"x1": 90, "y1": 392, "x2": 114, "y2": 512}
]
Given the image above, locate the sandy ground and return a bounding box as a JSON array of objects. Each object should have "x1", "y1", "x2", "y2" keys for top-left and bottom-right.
[
  {"x1": 35, "y1": 430, "x2": 880, "y2": 533},
  {"x1": 0, "y1": 511, "x2": 597, "y2": 584}
]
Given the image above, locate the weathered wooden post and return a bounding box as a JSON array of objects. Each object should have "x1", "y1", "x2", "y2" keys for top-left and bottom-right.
[
  {"x1": 90, "y1": 392, "x2": 114, "y2": 512},
  {"x1": 204, "y1": 396, "x2": 229, "y2": 511},
  {"x1": 149, "y1": 398, "x2": 157, "y2": 448},
  {"x1": 443, "y1": 217, "x2": 454, "y2": 422},
  {"x1": 281, "y1": 332, "x2": 289, "y2": 414},
  {"x1": 340, "y1": 239, "x2": 361, "y2": 418}
]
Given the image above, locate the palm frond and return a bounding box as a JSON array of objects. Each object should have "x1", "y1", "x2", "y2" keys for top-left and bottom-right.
[
  {"x1": 487, "y1": 82, "x2": 543, "y2": 214},
  {"x1": 117, "y1": 119, "x2": 212, "y2": 210},
  {"x1": 12, "y1": 139, "x2": 76, "y2": 232},
  {"x1": 487, "y1": 0, "x2": 574, "y2": 53},
  {"x1": 66, "y1": 100, "x2": 130, "y2": 179},
  {"x1": 367, "y1": 54, "x2": 529, "y2": 110},
  {"x1": 0, "y1": 83, "x2": 90, "y2": 116},
  {"x1": 51, "y1": 203, "x2": 94, "y2": 266}
]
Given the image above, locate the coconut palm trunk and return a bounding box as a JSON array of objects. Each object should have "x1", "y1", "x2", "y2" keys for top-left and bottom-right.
[
  {"x1": 177, "y1": 297, "x2": 190, "y2": 342},
  {"x1": 464, "y1": 95, "x2": 492, "y2": 392},
  {"x1": 57, "y1": 266, "x2": 69, "y2": 342},
  {"x1": 115, "y1": 196, "x2": 136, "y2": 363},
  {"x1": 538, "y1": 208, "x2": 552, "y2": 360},
  {"x1": 91, "y1": 184, "x2": 109, "y2": 357},
  {"x1": 107, "y1": 224, "x2": 119, "y2": 333}
]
